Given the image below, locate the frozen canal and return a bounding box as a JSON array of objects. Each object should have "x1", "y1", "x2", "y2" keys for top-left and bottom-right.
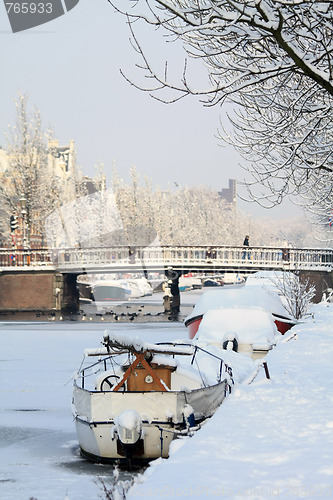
[{"x1": 0, "y1": 319, "x2": 188, "y2": 500}]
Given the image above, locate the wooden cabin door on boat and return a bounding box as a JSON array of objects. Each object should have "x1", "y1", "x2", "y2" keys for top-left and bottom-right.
[{"x1": 127, "y1": 365, "x2": 173, "y2": 392}]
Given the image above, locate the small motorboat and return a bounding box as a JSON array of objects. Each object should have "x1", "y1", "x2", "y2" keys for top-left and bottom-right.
[
  {"x1": 90, "y1": 277, "x2": 153, "y2": 303},
  {"x1": 185, "y1": 285, "x2": 296, "y2": 339},
  {"x1": 223, "y1": 273, "x2": 246, "y2": 286},
  {"x1": 178, "y1": 276, "x2": 203, "y2": 291},
  {"x1": 203, "y1": 278, "x2": 224, "y2": 287},
  {"x1": 91, "y1": 280, "x2": 132, "y2": 302},
  {"x1": 72, "y1": 332, "x2": 234, "y2": 467},
  {"x1": 194, "y1": 307, "x2": 279, "y2": 360}
]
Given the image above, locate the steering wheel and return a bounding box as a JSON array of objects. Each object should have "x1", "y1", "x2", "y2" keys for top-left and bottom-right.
[{"x1": 100, "y1": 375, "x2": 124, "y2": 392}]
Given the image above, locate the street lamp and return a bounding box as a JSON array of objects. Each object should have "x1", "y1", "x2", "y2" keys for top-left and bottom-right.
[{"x1": 19, "y1": 195, "x2": 28, "y2": 264}]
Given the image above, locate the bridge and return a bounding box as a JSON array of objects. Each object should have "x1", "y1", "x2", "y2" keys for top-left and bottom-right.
[
  {"x1": 1, "y1": 245, "x2": 333, "y2": 312},
  {"x1": 1, "y1": 245, "x2": 333, "y2": 272}
]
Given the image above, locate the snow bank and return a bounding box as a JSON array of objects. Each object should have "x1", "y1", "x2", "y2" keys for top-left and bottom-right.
[{"x1": 127, "y1": 302, "x2": 333, "y2": 499}]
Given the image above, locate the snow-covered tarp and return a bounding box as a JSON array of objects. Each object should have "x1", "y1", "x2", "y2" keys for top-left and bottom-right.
[
  {"x1": 195, "y1": 307, "x2": 278, "y2": 345},
  {"x1": 185, "y1": 284, "x2": 293, "y2": 324}
]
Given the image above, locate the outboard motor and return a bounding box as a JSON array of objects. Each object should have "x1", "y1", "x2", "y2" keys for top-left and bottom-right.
[
  {"x1": 117, "y1": 409, "x2": 142, "y2": 445},
  {"x1": 115, "y1": 410, "x2": 142, "y2": 468},
  {"x1": 183, "y1": 404, "x2": 195, "y2": 429}
]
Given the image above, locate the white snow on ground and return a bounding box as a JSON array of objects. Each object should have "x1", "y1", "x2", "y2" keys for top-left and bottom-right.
[{"x1": 128, "y1": 302, "x2": 333, "y2": 499}]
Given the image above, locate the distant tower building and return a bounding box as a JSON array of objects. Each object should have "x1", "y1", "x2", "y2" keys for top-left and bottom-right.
[{"x1": 218, "y1": 179, "x2": 237, "y2": 207}]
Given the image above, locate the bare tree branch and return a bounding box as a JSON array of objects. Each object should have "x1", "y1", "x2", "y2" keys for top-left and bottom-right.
[{"x1": 106, "y1": 0, "x2": 333, "y2": 229}]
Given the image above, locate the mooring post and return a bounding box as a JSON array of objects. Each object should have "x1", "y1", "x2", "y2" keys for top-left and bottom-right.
[
  {"x1": 165, "y1": 267, "x2": 180, "y2": 318},
  {"x1": 170, "y1": 277, "x2": 180, "y2": 315},
  {"x1": 263, "y1": 361, "x2": 270, "y2": 379}
]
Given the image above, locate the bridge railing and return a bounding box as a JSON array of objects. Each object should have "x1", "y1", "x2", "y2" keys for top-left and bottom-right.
[
  {"x1": 1, "y1": 245, "x2": 333, "y2": 271},
  {"x1": 0, "y1": 248, "x2": 52, "y2": 267}
]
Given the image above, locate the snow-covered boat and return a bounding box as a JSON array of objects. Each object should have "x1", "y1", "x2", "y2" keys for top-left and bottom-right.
[
  {"x1": 223, "y1": 273, "x2": 246, "y2": 286},
  {"x1": 126, "y1": 277, "x2": 153, "y2": 297},
  {"x1": 179, "y1": 276, "x2": 203, "y2": 291},
  {"x1": 91, "y1": 277, "x2": 153, "y2": 305},
  {"x1": 194, "y1": 307, "x2": 279, "y2": 360},
  {"x1": 179, "y1": 277, "x2": 193, "y2": 292},
  {"x1": 85, "y1": 276, "x2": 153, "y2": 305},
  {"x1": 203, "y1": 278, "x2": 224, "y2": 287},
  {"x1": 91, "y1": 280, "x2": 132, "y2": 302},
  {"x1": 244, "y1": 272, "x2": 298, "y2": 334},
  {"x1": 72, "y1": 332, "x2": 233, "y2": 466},
  {"x1": 185, "y1": 285, "x2": 296, "y2": 339}
]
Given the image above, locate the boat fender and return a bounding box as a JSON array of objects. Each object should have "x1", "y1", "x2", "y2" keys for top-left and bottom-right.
[
  {"x1": 222, "y1": 332, "x2": 239, "y2": 352},
  {"x1": 115, "y1": 410, "x2": 142, "y2": 445},
  {"x1": 183, "y1": 404, "x2": 195, "y2": 428}
]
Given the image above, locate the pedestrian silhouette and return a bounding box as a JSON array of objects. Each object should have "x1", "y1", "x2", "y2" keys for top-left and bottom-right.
[{"x1": 242, "y1": 235, "x2": 250, "y2": 259}]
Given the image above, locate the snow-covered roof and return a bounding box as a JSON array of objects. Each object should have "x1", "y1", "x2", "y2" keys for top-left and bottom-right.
[
  {"x1": 195, "y1": 307, "x2": 278, "y2": 344},
  {"x1": 185, "y1": 284, "x2": 291, "y2": 323}
]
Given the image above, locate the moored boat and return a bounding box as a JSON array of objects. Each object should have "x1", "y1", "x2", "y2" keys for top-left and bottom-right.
[
  {"x1": 179, "y1": 275, "x2": 203, "y2": 291},
  {"x1": 88, "y1": 276, "x2": 153, "y2": 304},
  {"x1": 194, "y1": 307, "x2": 279, "y2": 360},
  {"x1": 185, "y1": 285, "x2": 296, "y2": 339},
  {"x1": 72, "y1": 332, "x2": 234, "y2": 467},
  {"x1": 223, "y1": 273, "x2": 246, "y2": 286},
  {"x1": 91, "y1": 280, "x2": 132, "y2": 302}
]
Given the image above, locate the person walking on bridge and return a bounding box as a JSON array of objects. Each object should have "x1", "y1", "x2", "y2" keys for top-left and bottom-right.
[{"x1": 242, "y1": 235, "x2": 250, "y2": 259}]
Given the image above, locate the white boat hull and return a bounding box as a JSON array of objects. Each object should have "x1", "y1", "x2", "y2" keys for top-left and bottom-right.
[
  {"x1": 75, "y1": 419, "x2": 173, "y2": 460},
  {"x1": 73, "y1": 381, "x2": 227, "y2": 462}
]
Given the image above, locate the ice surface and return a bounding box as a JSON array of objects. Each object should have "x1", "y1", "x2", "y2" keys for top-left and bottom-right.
[{"x1": 0, "y1": 321, "x2": 185, "y2": 500}]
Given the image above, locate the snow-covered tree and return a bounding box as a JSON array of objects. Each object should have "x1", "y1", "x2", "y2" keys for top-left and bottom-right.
[
  {"x1": 109, "y1": 165, "x2": 315, "y2": 247},
  {"x1": 44, "y1": 187, "x2": 122, "y2": 248},
  {"x1": 108, "y1": 1, "x2": 333, "y2": 225},
  {"x1": 0, "y1": 94, "x2": 75, "y2": 246},
  {"x1": 268, "y1": 271, "x2": 316, "y2": 320},
  {"x1": 0, "y1": 94, "x2": 50, "y2": 244},
  {"x1": 0, "y1": 94, "x2": 97, "y2": 248}
]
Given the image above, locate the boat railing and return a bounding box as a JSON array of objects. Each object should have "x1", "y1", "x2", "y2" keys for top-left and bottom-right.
[
  {"x1": 144, "y1": 341, "x2": 233, "y2": 390},
  {"x1": 76, "y1": 341, "x2": 233, "y2": 392}
]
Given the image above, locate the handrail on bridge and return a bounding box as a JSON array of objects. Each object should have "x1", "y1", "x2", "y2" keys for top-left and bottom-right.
[{"x1": 0, "y1": 245, "x2": 333, "y2": 272}]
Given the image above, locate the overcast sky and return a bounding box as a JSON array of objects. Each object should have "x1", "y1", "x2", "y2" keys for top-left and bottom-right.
[{"x1": 0, "y1": 0, "x2": 303, "y2": 220}]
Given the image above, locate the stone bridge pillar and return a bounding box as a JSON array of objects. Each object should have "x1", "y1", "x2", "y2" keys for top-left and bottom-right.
[{"x1": 0, "y1": 270, "x2": 79, "y2": 313}]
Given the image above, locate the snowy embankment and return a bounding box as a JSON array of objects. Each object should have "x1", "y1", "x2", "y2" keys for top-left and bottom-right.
[{"x1": 128, "y1": 303, "x2": 333, "y2": 499}]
